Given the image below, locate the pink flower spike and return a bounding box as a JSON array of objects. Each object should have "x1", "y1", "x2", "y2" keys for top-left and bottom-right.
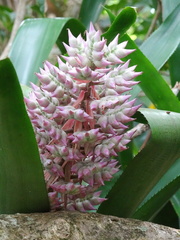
[{"x1": 24, "y1": 23, "x2": 141, "y2": 212}]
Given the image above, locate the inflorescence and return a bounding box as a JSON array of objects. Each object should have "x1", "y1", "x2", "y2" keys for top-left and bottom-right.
[{"x1": 25, "y1": 24, "x2": 141, "y2": 212}]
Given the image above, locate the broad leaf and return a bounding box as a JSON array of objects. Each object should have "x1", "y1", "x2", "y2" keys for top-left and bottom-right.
[
  {"x1": 98, "y1": 108, "x2": 180, "y2": 218},
  {"x1": 9, "y1": 18, "x2": 85, "y2": 85},
  {"x1": 162, "y1": 1, "x2": 180, "y2": 89},
  {"x1": 102, "y1": 7, "x2": 137, "y2": 43},
  {"x1": 132, "y1": 158, "x2": 180, "y2": 220},
  {"x1": 171, "y1": 189, "x2": 180, "y2": 219},
  {"x1": 79, "y1": 0, "x2": 106, "y2": 28},
  {"x1": 103, "y1": 8, "x2": 180, "y2": 112},
  {"x1": 140, "y1": 3, "x2": 180, "y2": 70},
  {"x1": 0, "y1": 58, "x2": 50, "y2": 213},
  {"x1": 162, "y1": 0, "x2": 180, "y2": 20},
  {"x1": 120, "y1": 34, "x2": 180, "y2": 112},
  {"x1": 105, "y1": 6, "x2": 180, "y2": 112},
  {"x1": 169, "y1": 44, "x2": 180, "y2": 88}
]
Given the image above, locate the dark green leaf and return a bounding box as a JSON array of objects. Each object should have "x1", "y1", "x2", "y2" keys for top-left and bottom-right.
[
  {"x1": 171, "y1": 188, "x2": 180, "y2": 219},
  {"x1": 102, "y1": 5, "x2": 180, "y2": 111},
  {"x1": 132, "y1": 158, "x2": 180, "y2": 220},
  {"x1": 0, "y1": 58, "x2": 50, "y2": 214},
  {"x1": 102, "y1": 7, "x2": 137, "y2": 43},
  {"x1": 152, "y1": 201, "x2": 179, "y2": 228},
  {"x1": 120, "y1": 34, "x2": 180, "y2": 112},
  {"x1": 79, "y1": 0, "x2": 106, "y2": 28},
  {"x1": 103, "y1": 6, "x2": 116, "y2": 24},
  {"x1": 98, "y1": 108, "x2": 180, "y2": 218},
  {"x1": 169, "y1": 44, "x2": 180, "y2": 87}
]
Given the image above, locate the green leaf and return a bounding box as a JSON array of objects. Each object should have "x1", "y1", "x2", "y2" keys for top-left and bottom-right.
[
  {"x1": 151, "y1": 201, "x2": 179, "y2": 228},
  {"x1": 98, "y1": 171, "x2": 123, "y2": 199},
  {"x1": 79, "y1": 0, "x2": 106, "y2": 28},
  {"x1": 103, "y1": 6, "x2": 116, "y2": 24},
  {"x1": 0, "y1": 58, "x2": 50, "y2": 214},
  {"x1": 101, "y1": 7, "x2": 180, "y2": 112},
  {"x1": 171, "y1": 188, "x2": 180, "y2": 219},
  {"x1": 132, "y1": 158, "x2": 180, "y2": 220},
  {"x1": 162, "y1": 0, "x2": 180, "y2": 20},
  {"x1": 169, "y1": 44, "x2": 180, "y2": 87},
  {"x1": 120, "y1": 34, "x2": 180, "y2": 112},
  {"x1": 140, "y1": 3, "x2": 180, "y2": 70},
  {"x1": 9, "y1": 18, "x2": 85, "y2": 85},
  {"x1": 102, "y1": 7, "x2": 137, "y2": 43},
  {"x1": 162, "y1": 1, "x2": 180, "y2": 88},
  {"x1": 98, "y1": 108, "x2": 180, "y2": 218},
  {"x1": 102, "y1": 4, "x2": 180, "y2": 112}
]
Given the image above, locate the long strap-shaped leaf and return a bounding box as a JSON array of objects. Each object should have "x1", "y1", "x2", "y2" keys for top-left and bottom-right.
[
  {"x1": 79, "y1": 0, "x2": 106, "y2": 28},
  {"x1": 9, "y1": 18, "x2": 85, "y2": 85},
  {"x1": 163, "y1": 1, "x2": 180, "y2": 88},
  {"x1": 140, "y1": 3, "x2": 180, "y2": 70},
  {"x1": 132, "y1": 158, "x2": 180, "y2": 220},
  {"x1": 120, "y1": 34, "x2": 180, "y2": 112},
  {"x1": 0, "y1": 58, "x2": 50, "y2": 214},
  {"x1": 103, "y1": 6, "x2": 180, "y2": 112},
  {"x1": 171, "y1": 188, "x2": 180, "y2": 220},
  {"x1": 98, "y1": 108, "x2": 180, "y2": 218}
]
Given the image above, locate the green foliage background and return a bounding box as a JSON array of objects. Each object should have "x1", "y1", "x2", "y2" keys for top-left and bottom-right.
[{"x1": 0, "y1": 0, "x2": 180, "y2": 229}]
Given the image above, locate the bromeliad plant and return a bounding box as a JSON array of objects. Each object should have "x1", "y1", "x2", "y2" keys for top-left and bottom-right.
[
  {"x1": 0, "y1": 0, "x2": 180, "y2": 228},
  {"x1": 24, "y1": 24, "x2": 141, "y2": 211}
]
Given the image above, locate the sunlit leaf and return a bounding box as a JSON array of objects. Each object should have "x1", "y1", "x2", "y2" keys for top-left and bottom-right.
[
  {"x1": 140, "y1": 3, "x2": 180, "y2": 70},
  {"x1": 162, "y1": 1, "x2": 180, "y2": 90},
  {"x1": 9, "y1": 18, "x2": 85, "y2": 85}
]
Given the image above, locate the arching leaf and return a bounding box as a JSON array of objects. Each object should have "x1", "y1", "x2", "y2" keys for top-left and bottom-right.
[
  {"x1": 98, "y1": 108, "x2": 180, "y2": 218},
  {"x1": 0, "y1": 58, "x2": 50, "y2": 213}
]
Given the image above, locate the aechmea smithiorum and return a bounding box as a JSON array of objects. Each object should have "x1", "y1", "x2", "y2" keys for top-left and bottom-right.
[{"x1": 25, "y1": 23, "x2": 142, "y2": 212}]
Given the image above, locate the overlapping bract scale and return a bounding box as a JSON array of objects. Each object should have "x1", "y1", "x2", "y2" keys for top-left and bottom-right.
[{"x1": 25, "y1": 23, "x2": 141, "y2": 212}]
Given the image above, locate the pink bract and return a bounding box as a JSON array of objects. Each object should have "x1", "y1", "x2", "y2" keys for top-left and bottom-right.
[{"x1": 25, "y1": 23, "x2": 142, "y2": 212}]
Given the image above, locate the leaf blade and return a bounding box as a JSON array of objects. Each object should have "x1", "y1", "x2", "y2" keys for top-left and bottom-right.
[
  {"x1": 0, "y1": 58, "x2": 50, "y2": 213},
  {"x1": 102, "y1": 7, "x2": 137, "y2": 43},
  {"x1": 79, "y1": 0, "x2": 106, "y2": 28},
  {"x1": 140, "y1": 3, "x2": 180, "y2": 70},
  {"x1": 98, "y1": 108, "x2": 180, "y2": 218},
  {"x1": 9, "y1": 18, "x2": 85, "y2": 85},
  {"x1": 132, "y1": 158, "x2": 180, "y2": 220},
  {"x1": 120, "y1": 34, "x2": 180, "y2": 112}
]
